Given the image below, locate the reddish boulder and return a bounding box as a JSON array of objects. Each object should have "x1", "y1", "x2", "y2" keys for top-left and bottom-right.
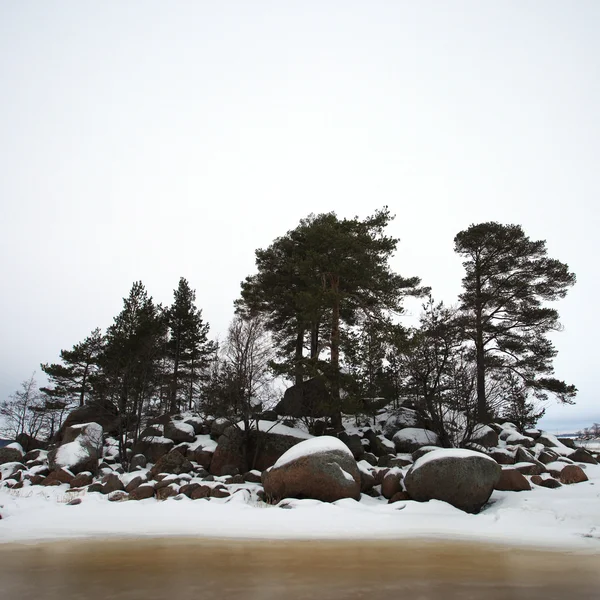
[{"x1": 495, "y1": 468, "x2": 531, "y2": 492}]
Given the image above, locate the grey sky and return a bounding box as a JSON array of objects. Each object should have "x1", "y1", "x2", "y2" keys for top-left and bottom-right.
[{"x1": 1, "y1": 2, "x2": 598, "y2": 432}]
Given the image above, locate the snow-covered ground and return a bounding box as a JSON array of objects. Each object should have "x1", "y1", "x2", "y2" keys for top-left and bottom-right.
[{"x1": 1, "y1": 463, "x2": 599, "y2": 551}]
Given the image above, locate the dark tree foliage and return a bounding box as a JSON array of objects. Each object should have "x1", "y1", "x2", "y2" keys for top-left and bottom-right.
[
  {"x1": 166, "y1": 277, "x2": 215, "y2": 414},
  {"x1": 97, "y1": 281, "x2": 166, "y2": 459},
  {"x1": 239, "y1": 207, "x2": 424, "y2": 428},
  {"x1": 499, "y1": 373, "x2": 546, "y2": 431},
  {"x1": 41, "y1": 328, "x2": 104, "y2": 407},
  {"x1": 454, "y1": 222, "x2": 576, "y2": 423}
]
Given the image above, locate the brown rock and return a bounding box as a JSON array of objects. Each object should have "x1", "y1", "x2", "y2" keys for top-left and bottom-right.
[
  {"x1": 108, "y1": 491, "x2": 129, "y2": 502},
  {"x1": 156, "y1": 485, "x2": 178, "y2": 500},
  {"x1": 489, "y1": 449, "x2": 516, "y2": 465},
  {"x1": 495, "y1": 468, "x2": 531, "y2": 492},
  {"x1": 568, "y1": 448, "x2": 598, "y2": 465},
  {"x1": 101, "y1": 472, "x2": 124, "y2": 494},
  {"x1": 243, "y1": 470, "x2": 262, "y2": 483},
  {"x1": 44, "y1": 468, "x2": 75, "y2": 486},
  {"x1": 131, "y1": 437, "x2": 174, "y2": 464},
  {"x1": 190, "y1": 449, "x2": 213, "y2": 470},
  {"x1": 531, "y1": 475, "x2": 562, "y2": 489},
  {"x1": 262, "y1": 439, "x2": 361, "y2": 503},
  {"x1": 70, "y1": 472, "x2": 93, "y2": 488},
  {"x1": 125, "y1": 476, "x2": 145, "y2": 493},
  {"x1": 513, "y1": 462, "x2": 546, "y2": 476},
  {"x1": 381, "y1": 469, "x2": 404, "y2": 499},
  {"x1": 388, "y1": 491, "x2": 412, "y2": 504},
  {"x1": 129, "y1": 484, "x2": 155, "y2": 500},
  {"x1": 87, "y1": 482, "x2": 104, "y2": 493},
  {"x1": 210, "y1": 485, "x2": 230, "y2": 499},
  {"x1": 148, "y1": 450, "x2": 193, "y2": 479},
  {"x1": 558, "y1": 465, "x2": 588, "y2": 485},
  {"x1": 190, "y1": 485, "x2": 211, "y2": 499},
  {"x1": 67, "y1": 498, "x2": 82, "y2": 506}
]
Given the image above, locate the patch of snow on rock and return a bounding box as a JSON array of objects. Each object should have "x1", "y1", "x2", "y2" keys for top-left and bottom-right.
[{"x1": 273, "y1": 436, "x2": 352, "y2": 468}]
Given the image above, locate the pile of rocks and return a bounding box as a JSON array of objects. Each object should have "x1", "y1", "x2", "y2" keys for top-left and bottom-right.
[{"x1": 1, "y1": 404, "x2": 597, "y2": 516}]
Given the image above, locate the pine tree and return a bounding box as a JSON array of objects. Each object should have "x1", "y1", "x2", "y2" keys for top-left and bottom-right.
[
  {"x1": 499, "y1": 373, "x2": 546, "y2": 431},
  {"x1": 40, "y1": 328, "x2": 104, "y2": 407},
  {"x1": 454, "y1": 222, "x2": 576, "y2": 423},
  {"x1": 166, "y1": 278, "x2": 215, "y2": 413}
]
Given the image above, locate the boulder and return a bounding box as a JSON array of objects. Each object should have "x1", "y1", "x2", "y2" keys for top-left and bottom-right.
[
  {"x1": 412, "y1": 446, "x2": 439, "y2": 462},
  {"x1": 393, "y1": 428, "x2": 439, "y2": 453},
  {"x1": 129, "y1": 484, "x2": 155, "y2": 500},
  {"x1": 125, "y1": 475, "x2": 145, "y2": 493},
  {"x1": 495, "y1": 468, "x2": 531, "y2": 492},
  {"x1": 275, "y1": 378, "x2": 332, "y2": 419},
  {"x1": 48, "y1": 423, "x2": 103, "y2": 475},
  {"x1": 381, "y1": 468, "x2": 404, "y2": 499},
  {"x1": 164, "y1": 421, "x2": 196, "y2": 444},
  {"x1": 338, "y1": 432, "x2": 364, "y2": 459},
  {"x1": 568, "y1": 448, "x2": 598, "y2": 465},
  {"x1": 262, "y1": 436, "x2": 361, "y2": 502},
  {"x1": 131, "y1": 437, "x2": 174, "y2": 463},
  {"x1": 538, "y1": 449, "x2": 560, "y2": 465},
  {"x1": 156, "y1": 485, "x2": 178, "y2": 500},
  {"x1": 149, "y1": 450, "x2": 193, "y2": 478},
  {"x1": 23, "y1": 448, "x2": 47, "y2": 464},
  {"x1": 70, "y1": 472, "x2": 94, "y2": 488},
  {"x1": 210, "y1": 485, "x2": 231, "y2": 499},
  {"x1": 210, "y1": 422, "x2": 312, "y2": 476},
  {"x1": 101, "y1": 472, "x2": 124, "y2": 494},
  {"x1": 388, "y1": 491, "x2": 412, "y2": 504},
  {"x1": 513, "y1": 461, "x2": 546, "y2": 476},
  {"x1": 378, "y1": 455, "x2": 412, "y2": 468},
  {"x1": 0, "y1": 443, "x2": 24, "y2": 465},
  {"x1": 489, "y1": 448, "x2": 516, "y2": 465},
  {"x1": 469, "y1": 425, "x2": 499, "y2": 448},
  {"x1": 364, "y1": 429, "x2": 396, "y2": 457},
  {"x1": 129, "y1": 454, "x2": 148, "y2": 472},
  {"x1": 404, "y1": 449, "x2": 501, "y2": 514},
  {"x1": 558, "y1": 464, "x2": 588, "y2": 485},
  {"x1": 55, "y1": 403, "x2": 119, "y2": 443},
  {"x1": 15, "y1": 433, "x2": 47, "y2": 453},
  {"x1": 43, "y1": 468, "x2": 74, "y2": 486},
  {"x1": 183, "y1": 417, "x2": 205, "y2": 435},
  {"x1": 531, "y1": 475, "x2": 562, "y2": 489},
  {"x1": 381, "y1": 408, "x2": 420, "y2": 439},
  {"x1": 190, "y1": 485, "x2": 211, "y2": 499},
  {"x1": 210, "y1": 418, "x2": 233, "y2": 440}
]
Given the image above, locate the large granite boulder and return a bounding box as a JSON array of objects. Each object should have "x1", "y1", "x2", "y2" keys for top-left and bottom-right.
[
  {"x1": 164, "y1": 421, "x2": 195, "y2": 444},
  {"x1": 54, "y1": 403, "x2": 119, "y2": 443},
  {"x1": 275, "y1": 378, "x2": 332, "y2": 418},
  {"x1": 468, "y1": 425, "x2": 499, "y2": 448},
  {"x1": 0, "y1": 442, "x2": 24, "y2": 465},
  {"x1": 262, "y1": 436, "x2": 360, "y2": 502},
  {"x1": 149, "y1": 449, "x2": 193, "y2": 478},
  {"x1": 393, "y1": 428, "x2": 439, "y2": 453},
  {"x1": 48, "y1": 422, "x2": 103, "y2": 475},
  {"x1": 380, "y1": 407, "x2": 420, "y2": 439},
  {"x1": 131, "y1": 436, "x2": 175, "y2": 463},
  {"x1": 404, "y1": 448, "x2": 501, "y2": 513},
  {"x1": 209, "y1": 421, "x2": 312, "y2": 476}
]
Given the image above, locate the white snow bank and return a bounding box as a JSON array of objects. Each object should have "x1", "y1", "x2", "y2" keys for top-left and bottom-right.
[
  {"x1": 187, "y1": 435, "x2": 217, "y2": 453},
  {"x1": 2, "y1": 464, "x2": 600, "y2": 550},
  {"x1": 236, "y1": 420, "x2": 312, "y2": 440},
  {"x1": 273, "y1": 436, "x2": 351, "y2": 469},
  {"x1": 412, "y1": 448, "x2": 497, "y2": 472}
]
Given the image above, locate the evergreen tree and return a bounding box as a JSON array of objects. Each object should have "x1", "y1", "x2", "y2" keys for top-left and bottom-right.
[
  {"x1": 40, "y1": 328, "x2": 104, "y2": 407},
  {"x1": 99, "y1": 281, "x2": 165, "y2": 458},
  {"x1": 166, "y1": 278, "x2": 215, "y2": 414},
  {"x1": 454, "y1": 222, "x2": 576, "y2": 422},
  {"x1": 499, "y1": 373, "x2": 546, "y2": 431},
  {"x1": 240, "y1": 208, "x2": 424, "y2": 428}
]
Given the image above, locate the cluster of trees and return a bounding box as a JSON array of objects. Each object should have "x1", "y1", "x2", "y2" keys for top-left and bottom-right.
[
  {"x1": 576, "y1": 424, "x2": 600, "y2": 440},
  {"x1": 1, "y1": 208, "x2": 577, "y2": 452}
]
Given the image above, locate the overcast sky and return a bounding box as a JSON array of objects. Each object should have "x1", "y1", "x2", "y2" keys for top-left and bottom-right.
[{"x1": 1, "y1": 2, "x2": 598, "y2": 432}]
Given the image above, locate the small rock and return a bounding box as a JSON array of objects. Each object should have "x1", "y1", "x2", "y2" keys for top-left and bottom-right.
[
  {"x1": 495, "y1": 468, "x2": 531, "y2": 492},
  {"x1": 129, "y1": 484, "x2": 155, "y2": 500},
  {"x1": 210, "y1": 485, "x2": 231, "y2": 498},
  {"x1": 558, "y1": 465, "x2": 588, "y2": 485},
  {"x1": 388, "y1": 491, "x2": 411, "y2": 504},
  {"x1": 67, "y1": 498, "x2": 82, "y2": 506},
  {"x1": 190, "y1": 485, "x2": 211, "y2": 499},
  {"x1": 531, "y1": 475, "x2": 562, "y2": 489}
]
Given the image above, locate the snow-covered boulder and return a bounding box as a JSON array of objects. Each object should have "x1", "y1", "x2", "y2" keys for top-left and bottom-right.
[
  {"x1": 393, "y1": 428, "x2": 439, "y2": 453},
  {"x1": 568, "y1": 448, "x2": 598, "y2": 465},
  {"x1": 381, "y1": 407, "x2": 420, "y2": 439},
  {"x1": 338, "y1": 432, "x2": 364, "y2": 459},
  {"x1": 499, "y1": 429, "x2": 534, "y2": 448},
  {"x1": 49, "y1": 422, "x2": 103, "y2": 475},
  {"x1": 0, "y1": 442, "x2": 24, "y2": 465},
  {"x1": 164, "y1": 420, "x2": 196, "y2": 444},
  {"x1": 210, "y1": 418, "x2": 233, "y2": 440},
  {"x1": 381, "y1": 467, "x2": 404, "y2": 499},
  {"x1": 149, "y1": 449, "x2": 193, "y2": 478},
  {"x1": 262, "y1": 436, "x2": 361, "y2": 502},
  {"x1": 469, "y1": 425, "x2": 499, "y2": 448},
  {"x1": 131, "y1": 436, "x2": 175, "y2": 463},
  {"x1": 404, "y1": 448, "x2": 501, "y2": 514},
  {"x1": 210, "y1": 421, "x2": 312, "y2": 476},
  {"x1": 364, "y1": 429, "x2": 396, "y2": 457},
  {"x1": 494, "y1": 467, "x2": 531, "y2": 492}
]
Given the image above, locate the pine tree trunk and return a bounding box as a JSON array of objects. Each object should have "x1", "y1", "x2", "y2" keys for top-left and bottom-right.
[
  {"x1": 475, "y1": 265, "x2": 489, "y2": 423},
  {"x1": 294, "y1": 326, "x2": 304, "y2": 386},
  {"x1": 330, "y1": 275, "x2": 342, "y2": 431}
]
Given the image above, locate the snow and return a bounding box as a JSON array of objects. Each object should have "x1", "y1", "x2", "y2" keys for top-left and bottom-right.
[
  {"x1": 143, "y1": 436, "x2": 174, "y2": 445},
  {"x1": 171, "y1": 421, "x2": 195, "y2": 436},
  {"x1": 54, "y1": 441, "x2": 89, "y2": 469},
  {"x1": 272, "y1": 436, "x2": 352, "y2": 469},
  {"x1": 187, "y1": 435, "x2": 217, "y2": 453},
  {"x1": 5, "y1": 442, "x2": 23, "y2": 454},
  {"x1": 236, "y1": 420, "x2": 313, "y2": 440},
  {"x1": 412, "y1": 448, "x2": 497, "y2": 472},
  {"x1": 2, "y1": 463, "x2": 600, "y2": 551}
]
